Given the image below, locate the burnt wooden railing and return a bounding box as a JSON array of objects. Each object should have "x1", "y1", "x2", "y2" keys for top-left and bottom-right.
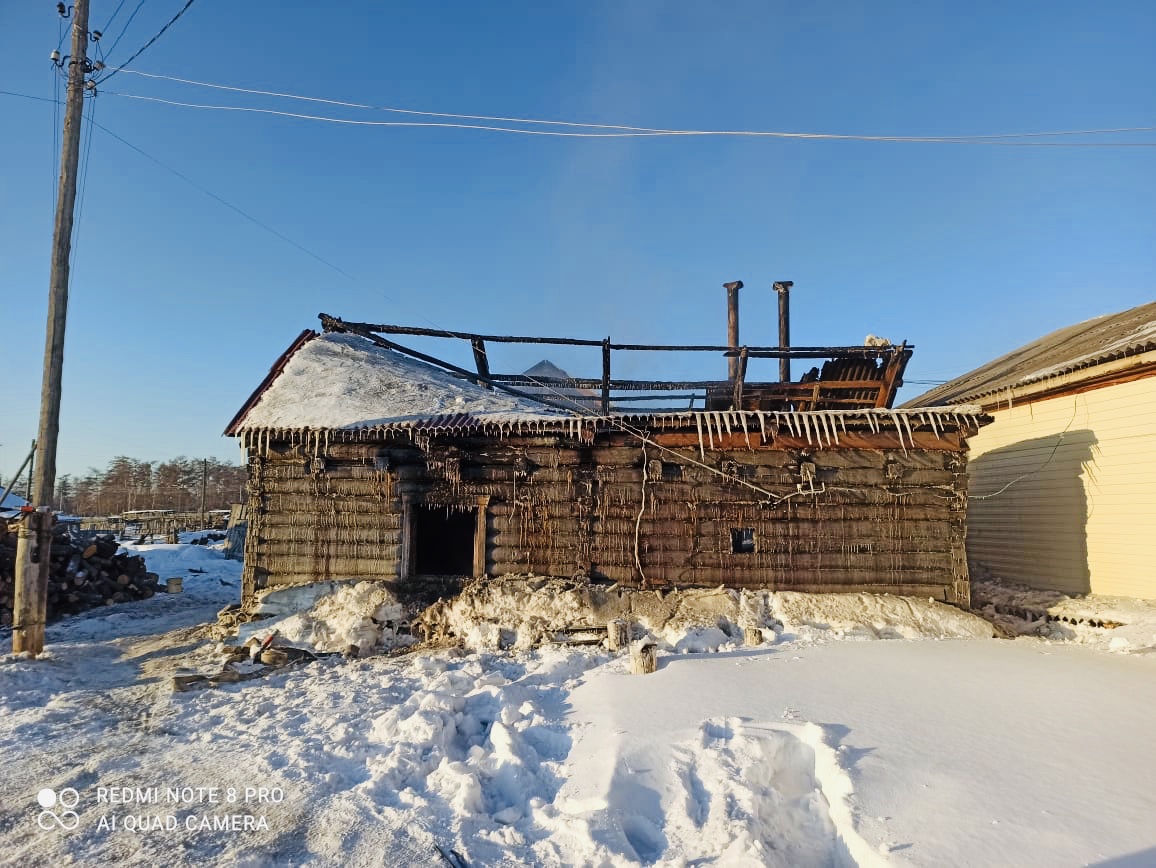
[{"x1": 319, "y1": 314, "x2": 912, "y2": 414}]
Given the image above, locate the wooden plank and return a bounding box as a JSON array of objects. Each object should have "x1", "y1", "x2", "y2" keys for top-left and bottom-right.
[{"x1": 472, "y1": 339, "x2": 492, "y2": 390}]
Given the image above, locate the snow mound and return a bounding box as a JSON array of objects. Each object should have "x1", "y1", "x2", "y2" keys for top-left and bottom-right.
[
  {"x1": 972, "y1": 579, "x2": 1156, "y2": 654},
  {"x1": 243, "y1": 581, "x2": 410, "y2": 654},
  {"x1": 772, "y1": 591, "x2": 994, "y2": 641},
  {"x1": 417, "y1": 575, "x2": 994, "y2": 652}
]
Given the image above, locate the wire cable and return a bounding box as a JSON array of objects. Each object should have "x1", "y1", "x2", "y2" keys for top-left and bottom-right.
[
  {"x1": 98, "y1": 0, "x2": 196, "y2": 85},
  {"x1": 101, "y1": 0, "x2": 129, "y2": 34},
  {"x1": 116, "y1": 68, "x2": 1156, "y2": 143},
  {"x1": 100, "y1": 92, "x2": 1156, "y2": 145},
  {"x1": 69, "y1": 94, "x2": 98, "y2": 274},
  {"x1": 1, "y1": 88, "x2": 961, "y2": 505},
  {"x1": 103, "y1": 0, "x2": 146, "y2": 60}
]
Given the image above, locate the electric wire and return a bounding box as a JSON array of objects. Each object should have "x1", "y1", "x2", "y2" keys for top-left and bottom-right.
[
  {"x1": 69, "y1": 93, "x2": 98, "y2": 274},
  {"x1": 101, "y1": 0, "x2": 129, "y2": 35},
  {"x1": 967, "y1": 398, "x2": 1082, "y2": 501},
  {"x1": 100, "y1": 92, "x2": 1156, "y2": 145},
  {"x1": 116, "y1": 69, "x2": 1156, "y2": 143},
  {"x1": 102, "y1": 0, "x2": 146, "y2": 60},
  {"x1": 98, "y1": 0, "x2": 196, "y2": 85},
  {"x1": 2, "y1": 89, "x2": 968, "y2": 504}
]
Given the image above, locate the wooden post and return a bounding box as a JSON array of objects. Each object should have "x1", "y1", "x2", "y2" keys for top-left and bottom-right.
[
  {"x1": 743, "y1": 626, "x2": 764, "y2": 646},
  {"x1": 723, "y1": 281, "x2": 743, "y2": 382},
  {"x1": 607, "y1": 619, "x2": 629, "y2": 651},
  {"x1": 33, "y1": 0, "x2": 89, "y2": 510},
  {"x1": 473, "y1": 495, "x2": 490, "y2": 577},
  {"x1": 471, "y1": 339, "x2": 492, "y2": 389},
  {"x1": 731, "y1": 346, "x2": 749, "y2": 410},
  {"x1": 630, "y1": 641, "x2": 658, "y2": 674},
  {"x1": 19, "y1": 0, "x2": 90, "y2": 656},
  {"x1": 601, "y1": 338, "x2": 611, "y2": 414},
  {"x1": 12, "y1": 509, "x2": 53, "y2": 655}
]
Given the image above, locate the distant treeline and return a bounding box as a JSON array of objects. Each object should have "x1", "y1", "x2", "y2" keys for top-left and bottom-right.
[{"x1": 36, "y1": 457, "x2": 247, "y2": 516}]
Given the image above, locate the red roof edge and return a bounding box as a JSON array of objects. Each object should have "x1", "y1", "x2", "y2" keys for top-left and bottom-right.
[{"x1": 223, "y1": 329, "x2": 319, "y2": 436}]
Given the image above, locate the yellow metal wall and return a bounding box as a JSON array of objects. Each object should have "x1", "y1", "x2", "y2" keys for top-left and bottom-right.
[{"x1": 964, "y1": 376, "x2": 1156, "y2": 598}]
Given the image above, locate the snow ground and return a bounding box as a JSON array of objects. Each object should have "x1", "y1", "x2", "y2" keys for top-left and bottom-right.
[{"x1": 2, "y1": 544, "x2": 1156, "y2": 867}]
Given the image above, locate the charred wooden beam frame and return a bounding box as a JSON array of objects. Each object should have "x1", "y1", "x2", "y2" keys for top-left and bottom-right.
[{"x1": 318, "y1": 313, "x2": 914, "y2": 414}]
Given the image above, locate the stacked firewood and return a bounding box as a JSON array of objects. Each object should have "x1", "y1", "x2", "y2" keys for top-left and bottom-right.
[{"x1": 0, "y1": 521, "x2": 160, "y2": 626}]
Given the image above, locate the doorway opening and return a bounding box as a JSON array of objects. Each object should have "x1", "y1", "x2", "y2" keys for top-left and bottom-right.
[{"x1": 412, "y1": 504, "x2": 477, "y2": 575}]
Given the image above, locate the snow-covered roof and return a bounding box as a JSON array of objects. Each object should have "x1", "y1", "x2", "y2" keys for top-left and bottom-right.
[
  {"x1": 1, "y1": 491, "x2": 28, "y2": 509},
  {"x1": 906, "y1": 300, "x2": 1156, "y2": 407},
  {"x1": 227, "y1": 329, "x2": 988, "y2": 453},
  {"x1": 226, "y1": 331, "x2": 568, "y2": 434}
]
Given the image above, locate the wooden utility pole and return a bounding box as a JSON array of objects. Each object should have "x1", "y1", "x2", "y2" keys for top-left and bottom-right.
[{"x1": 14, "y1": 0, "x2": 90, "y2": 655}]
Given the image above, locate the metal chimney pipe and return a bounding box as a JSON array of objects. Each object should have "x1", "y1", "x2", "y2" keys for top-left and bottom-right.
[
  {"x1": 773, "y1": 280, "x2": 793, "y2": 382},
  {"x1": 723, "y1": 281, "x2": 743, "y2": 381}
]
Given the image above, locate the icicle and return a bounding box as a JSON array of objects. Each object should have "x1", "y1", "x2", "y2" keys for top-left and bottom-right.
[
  {"x1": 927, "y1": 411, "x2": 940, "y2": 440},
  {"x1": 819, "y1": 412, "x2": 834, "y2": 446},
  {"x1": 706, "y1": 413, "x2": 716, "y2": 451},
  {"x1": 722, "y1": 412, "x2": 732, "y2": 436},
  {"x1": 839, "y1": 413, "x2": 848, "y2": 435},
  {"x1": 803, "y1": 413, "x2": 815, "y2": 445},
  {"x1": 695, "y1": 413, "x2": 706, "y2": 460},
  {"x1": 757, "y1": 410, "x2": 767, "y2": 442},
  {"x1": 739, "y1": 412, "x2": 752, "y2": 450},
  {"x1": 888, "y1": 410, "x2": 909, "y2": 457},
  {"x1": 901, "y1": 413, "x2": 915, "y2": 452}
]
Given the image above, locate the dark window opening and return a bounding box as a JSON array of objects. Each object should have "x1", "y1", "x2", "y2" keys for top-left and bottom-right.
[
  {"x1": 731, "y1": 528, "x2": 756, "y2": 554},
  {"x1": 413, "y1": 505, "x2": 476, "y2": 575},
  {"x1": 661, "y1": 462, "x2": 683, "y2": 480}
]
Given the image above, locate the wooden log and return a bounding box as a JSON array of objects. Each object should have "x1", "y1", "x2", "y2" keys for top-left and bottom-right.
[
  {"x1": 261, "y1": 511, "x2": 404, "y2": 531},
  {"x1": 258, "y1": 528, "x2": 404, "y2": 548},
  {"x1": 256, "y1": 541, "x2": 402, "y2": 563},
  {"x1": 260, "y1": 556, "x2": 402, "y2": 577},
  {"x1": 607, "y1": 619, "x2": 629, "y2": 652},
  {"x1": 631, "y1": 642, "x2": 658, "y2": 674}
]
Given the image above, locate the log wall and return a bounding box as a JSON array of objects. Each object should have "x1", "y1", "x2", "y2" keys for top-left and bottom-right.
[{"x1": 241, "y1": 428, "x2": 973, "y2": 606}]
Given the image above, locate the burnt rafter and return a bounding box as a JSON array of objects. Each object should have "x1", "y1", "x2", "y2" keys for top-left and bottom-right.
[{"x1": 318, "y1": 314, "x2": 914, "y2": 414}]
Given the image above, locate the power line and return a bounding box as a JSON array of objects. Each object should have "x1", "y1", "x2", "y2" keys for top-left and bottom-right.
[
  {"x1": 102, "y1": 0, "x2": 146, "y2": 60},
  {"x1": 97, "y1": 0, "x2": 196, "y2": 85},
  {"x1": 1, "y1": 89, "x2": 356, "y2": 279},
  {"x1": 101, "y1": 0, "x2": 129, "y2": 34},
  {"x1": 3, "y1": 89, "x2": 983, "y2": 496},
  {"x1": 116, "y1": 68, "x2": 1156, "y2": 143},
  {"x1": 88, "y1": 118, "x2": 359, "y2": 281},
  {"x1": 69, "y1": 94, "x2": 99, "y2": 274},
  {"x1": 100, "y1": 92, "x2": 1156, "y2": 145}
]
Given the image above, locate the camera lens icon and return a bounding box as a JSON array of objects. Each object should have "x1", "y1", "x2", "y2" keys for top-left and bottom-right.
[{"x1": 36, "y1": 788, "x2": 80, "y2": 831}]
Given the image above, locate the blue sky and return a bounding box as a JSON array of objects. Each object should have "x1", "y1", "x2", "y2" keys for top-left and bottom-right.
[{"x1": 2, "y1": 1, "x2": 1153, "y2": 481}]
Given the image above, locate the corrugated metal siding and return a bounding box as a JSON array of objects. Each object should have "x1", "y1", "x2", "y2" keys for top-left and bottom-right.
[{"x1": 965, "y1": 377, "x2": 1156, "y2": 598}]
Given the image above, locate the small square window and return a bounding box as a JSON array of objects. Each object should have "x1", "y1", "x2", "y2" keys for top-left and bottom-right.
[
  {"x1": 661, "y1": 462, "x2": 683, "y2": 480},
  {"x1": 731, "y1": 528, "x2": 756, "y2": 554}
]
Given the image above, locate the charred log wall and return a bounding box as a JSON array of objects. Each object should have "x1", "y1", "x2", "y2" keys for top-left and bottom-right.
[{"x1": 242, "y1": 430, "x2": 972, "y2": 607}]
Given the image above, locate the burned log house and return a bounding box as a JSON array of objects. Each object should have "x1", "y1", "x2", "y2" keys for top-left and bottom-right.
[{"x1": 226, "y1": 299, "x2": 990, "y2": 612}]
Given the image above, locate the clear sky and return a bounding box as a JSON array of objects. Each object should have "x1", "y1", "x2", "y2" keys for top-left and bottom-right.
[{"x1": 2, "y1": 1, "x2": 1153, "y2": 482}]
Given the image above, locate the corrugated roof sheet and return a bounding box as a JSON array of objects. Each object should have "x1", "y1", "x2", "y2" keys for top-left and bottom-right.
[{"x1": 905, "y1": 301, "x2": 1156, "y2": 407}]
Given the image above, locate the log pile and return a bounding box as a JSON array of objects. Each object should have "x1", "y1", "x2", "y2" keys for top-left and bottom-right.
[{"x1": 0, "y1": 521, "x2": 160, "y2": 626}]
